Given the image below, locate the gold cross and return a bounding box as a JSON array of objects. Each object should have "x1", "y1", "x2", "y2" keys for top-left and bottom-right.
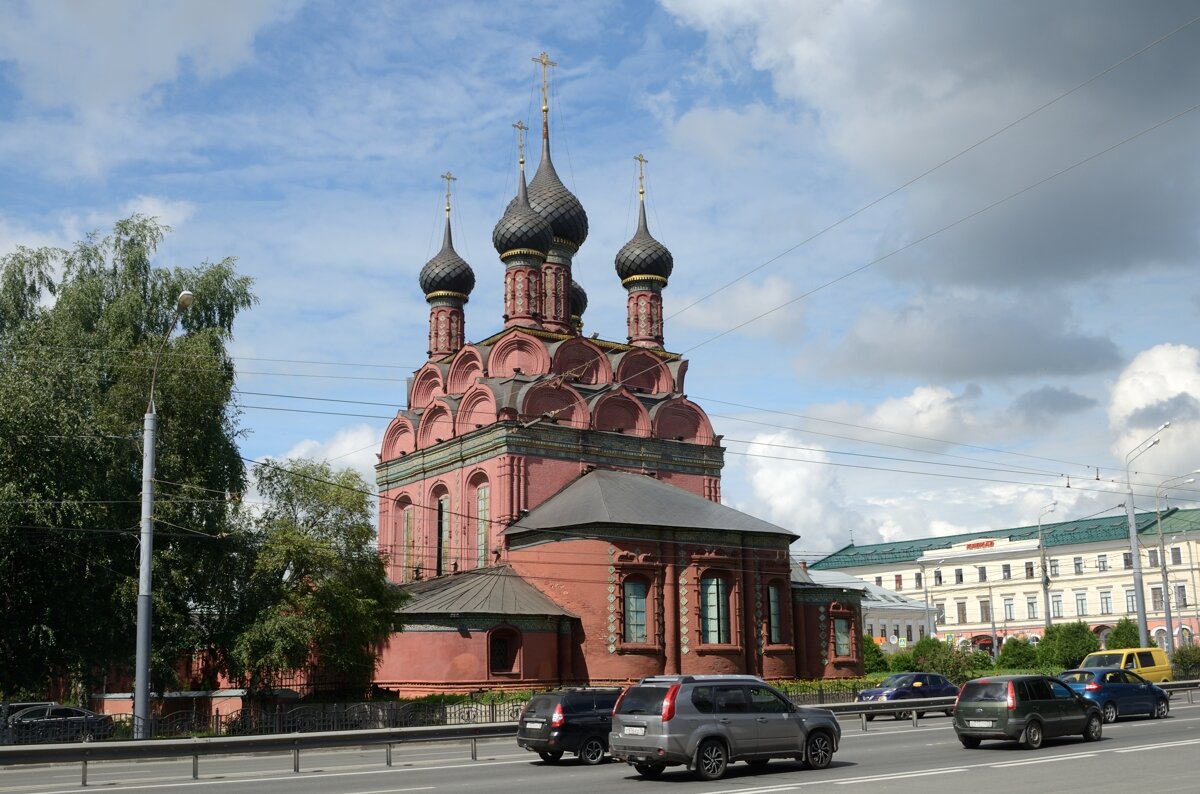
[
  {"x1": 513, "y1": 120, "x2": 528, "y2": 165},
  {"x1": 634, "y1": 153, "x2": 648, "y2": 198},
  {"x1": 532, "y1": 51, "x2": 557, "y2": 114},
  {"x1": 441, "y1": 171, "x2": 456, "y2": 216}
]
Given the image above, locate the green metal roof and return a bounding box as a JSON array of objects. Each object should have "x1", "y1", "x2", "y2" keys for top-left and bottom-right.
[{"x1": 809, "y1": 507, "x2": 1199, "y2": 570}]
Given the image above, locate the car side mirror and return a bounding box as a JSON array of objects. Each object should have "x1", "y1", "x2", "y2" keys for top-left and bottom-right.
[{"x1": 912, "y1": 681, "x2": 923, "y2": 688}]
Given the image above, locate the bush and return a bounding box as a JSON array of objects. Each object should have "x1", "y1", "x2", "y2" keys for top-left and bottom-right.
[
  {"x1": 910, "y1": 637, "x2": 975, "y2": 683},
  {"x1": 1036, "y1": 621, "x2": 1100, "y2": 669},
  {"x1": 862, "y1": 634, "x2": 890, "y2": 674},
  {"x1": 1106, "y1": 618, "x2": 1141, "y2": 649},
  {"x1": 968, "y1": 649, "x2": 994, "y2": 671},
  {"x1": 995, "y1": 637, "x2": 1037, "y2": 669},
  {"x1": 889, "y1": 651, "x2": 916, "y2": 672},
  {"x1": 1171, "y1": 642, "x2": 1200, "y2": 679}
]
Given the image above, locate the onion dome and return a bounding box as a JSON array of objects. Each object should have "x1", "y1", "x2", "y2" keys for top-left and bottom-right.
[
  {"x1": 615, "y1": 201, "x2": 673, "y2": 283},
  {"x1": 521, "y1": 137, "x2": 589, "y2": 248},
  {"x1": 493, "y1": 165, "x2": 552, "y2": 259},
  {"x1": 420, "y1": 216, "x2": 475, "y2": 297},
  {"x1": 570, "y1": 279, "x2": 587, "y2": 318}
]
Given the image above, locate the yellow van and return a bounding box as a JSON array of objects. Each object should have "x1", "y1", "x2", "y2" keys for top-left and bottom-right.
[{"x1": 1080, "y1": 647, "x2": 1172, "y2": 682}]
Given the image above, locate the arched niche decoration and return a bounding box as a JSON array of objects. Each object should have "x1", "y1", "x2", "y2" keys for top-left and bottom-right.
[
  {"x1": 551, "y1": 338, "x2": 612, "y2": 385},
  {"x1": 488, "y1": 330, "x2": 551, "y2": 379},
  {"x1": 614, "y1": 350, "x2": 672, "y2": 395},
  {"x1": 410, "y1": 363, "x2": 446, "y2": 409},
  {"x1": 651, "y1": 398, "x2": 715, "y2": 444},
  {"x1": 520, "y1": 382, "x2": 588, "y2": 429},
  {"x1": 446, "y1": 346, "x2": 484, "y2": 395},
  {"x1": 381, "y1": 416, "x2": 416, "y2": 460},
  {"x1": 416, "y1": 400, "x2": 455, "y2": 449},
  {"x1": 455, "y1": 384, "x2": 499, "y2": 435},
  {"x1": 590, "y1": 388, "x2": 651, "y2": 437}
]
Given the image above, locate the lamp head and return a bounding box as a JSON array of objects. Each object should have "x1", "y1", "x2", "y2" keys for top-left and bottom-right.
[{"x1": 176, "y1": 291, "x2": 194, "y2": 312}]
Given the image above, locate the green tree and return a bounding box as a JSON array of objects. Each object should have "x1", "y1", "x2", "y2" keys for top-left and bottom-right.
[
  {"x1": 1106, "y1": 618, "x2": 1142, "y2": 649},
  {"x1": 910, "y1": 637, "x2": 975, "y2": 682},
  {"x1": 995, "y1": 637, "x2": 1038, "y2": 669},
  {"x1": 228, "y1": 459, "x2": 406, "y2": 696},
  {"x1": 0, "y1": 216, "x2": 254, "y2": 699},
  {"x1": 1036, "y1": 621, "x2": 1100, "y2": 669},
  {"x1": 862, "y1": 634, "x2": 889, "y2": 674},
  {"x1": 1171, "y1": 643, "x2": 1200, "y2": 679},
  {"x1": 888, "y1": 651, "x2": 916, "y2": 672}
]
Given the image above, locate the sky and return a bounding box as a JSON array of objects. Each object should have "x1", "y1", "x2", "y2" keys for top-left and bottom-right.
[{"x1": 2, "y1": 0, "x2": 1199, "y2": 559}]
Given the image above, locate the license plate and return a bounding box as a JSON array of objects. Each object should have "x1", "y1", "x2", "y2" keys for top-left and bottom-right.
[
  {"x1": 968, "y1": 720, "x2": 993, "y2": 728},
  {"x1": 624, "y1": 726, "x2": 646, "y2": 736},
  {"x1": 524, "y1": 721, "x2": 543, "y2": 730}
]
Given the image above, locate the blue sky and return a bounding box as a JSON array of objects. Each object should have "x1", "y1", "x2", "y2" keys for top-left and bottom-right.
[{"x1": 2, "y1": 0, "x2": 1199, "y2": 556}]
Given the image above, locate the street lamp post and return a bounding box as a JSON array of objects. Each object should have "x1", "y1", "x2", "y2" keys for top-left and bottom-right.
[
  {"x1": 1038, "y1": 501, "x2": 1056, "y2": 632},
  {"x1": 1125, "y1": 422, "x2": 1170, "y2": 648},
  {"x1": 1156, "y1": 471, "x2": 1198, "y2": 654},
  {"x1": 134, "y1": 290, "x2": 193, "y2": 740}
]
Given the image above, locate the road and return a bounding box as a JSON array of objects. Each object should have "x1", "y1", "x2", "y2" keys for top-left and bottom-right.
[{"x1": 2, "y1": 702, "x2": 1198, "y2": 793}]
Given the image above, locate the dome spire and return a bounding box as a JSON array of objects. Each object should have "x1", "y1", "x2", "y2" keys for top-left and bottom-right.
[
  {"x1": 440, "y1": 170, "x2": 456, "y2": 247},
  {"x1": 615, "y1": 153, "x2": 673, "y2": 350},
  {"x1": 533, "y1": 50, "x2": 557, "y2": 146},
  {"x1": 419, "y1": 171, "x2": 475, "y2": 359}
]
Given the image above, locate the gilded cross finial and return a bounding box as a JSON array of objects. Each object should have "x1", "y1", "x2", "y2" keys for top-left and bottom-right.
[
  {"x1": 441, "y1": 171, "x2": 456, "y2": 217},
  {"x1": 513, "y1": 120, "x2": 528, "y2": 167},
  {"x1": 532, "y1": 51, "x2": 557, "y2": 138},
  {"x1": 634, "y1": 153, "x2": 648, "y2": 200}
]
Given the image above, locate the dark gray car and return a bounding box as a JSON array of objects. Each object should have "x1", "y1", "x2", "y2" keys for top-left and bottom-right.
[{"x1": 609, "y1": 674, "x2": 840, "y2": 780}]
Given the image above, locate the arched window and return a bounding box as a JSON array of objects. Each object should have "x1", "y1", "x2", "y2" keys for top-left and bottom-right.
[
  {"x1": 432, "y1": 491, "x2": 451, "y2": 576},
  {"x1": 623, "y1": 576, "x2": 650, "y2": 643},
  {"x1": 767, "y1": 580, "x2": 787, "y2": 644},
  {"x1": 700, "y1": 573, "x2": 731, "y2": 644},
  {"x1": 400, "y1": 501, "x2": 415, "y2": 582},
  {"x1": 475, "y1": 483, "x2": 490, "y2": 568},
  {"x1": 489, "y1": 627, "x2": 521, "y2": 676}
]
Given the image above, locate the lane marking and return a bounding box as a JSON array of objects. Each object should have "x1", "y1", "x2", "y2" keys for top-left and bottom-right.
[
  {"x1": 1115, "y1": 737, "x2": 1200, "y2": 753},
  {"x1": 834, "y1": 768, "x2": 966, "y2": 784},
  {"x1": 990, "y1": 753, "x2": 1096, "y2": 768}
]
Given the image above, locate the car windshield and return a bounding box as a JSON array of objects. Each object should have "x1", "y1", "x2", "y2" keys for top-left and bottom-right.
[
  {"x1": 1059, "y1": 671, "x2": 1092, "y2": 683},
  {"x1": 1083, "y1": 653, "x2": 1124, "y2": 667},
  {"x1": 881, "y1": 675, "x2": 915, "y2": 688},
  {"x1": 960, "y1": 682, "x2": 1008, "y2": 702},
  {"x1": 615, "y1": 685, "x2": 669, "y2": 715}
]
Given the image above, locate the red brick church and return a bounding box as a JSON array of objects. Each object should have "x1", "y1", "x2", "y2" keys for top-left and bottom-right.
[{"x1": 373, "y1": 59, "x2": 862, "y2": 694}]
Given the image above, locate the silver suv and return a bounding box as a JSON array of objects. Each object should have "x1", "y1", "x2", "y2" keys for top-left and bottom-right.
[{"x1": 608, "y1": 674, "x2": 840, "y2": 780}]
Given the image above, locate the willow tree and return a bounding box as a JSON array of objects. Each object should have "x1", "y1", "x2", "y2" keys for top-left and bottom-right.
[{"x1": 0, "y1": 216, "x2": 255, "y2": 698}]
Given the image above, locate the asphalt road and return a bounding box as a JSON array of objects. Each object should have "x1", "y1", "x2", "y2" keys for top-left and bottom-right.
[{"x1": 2, "y1": 702, "x2": 1198, "y2": 793}]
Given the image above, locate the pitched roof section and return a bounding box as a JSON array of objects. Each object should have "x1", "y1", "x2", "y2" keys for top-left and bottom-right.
[
  {"x1": 810, "y1": 507, "x2": 1198, "y2": 570},
  {"x1": 807, "y1": 570, "x2": 929, "y2": 613},
  {"x1": 399, "y1": 565, "x2": 576, "y2": 617},
  {"x1": 507, "y1": 468, "x2": 795, "y2": 538}
]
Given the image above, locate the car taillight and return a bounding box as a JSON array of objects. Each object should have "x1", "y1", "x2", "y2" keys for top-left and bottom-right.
[
  {"x1": 612, "y1": 688, "x2": 628, "y2": 717},
  {"x1": 1085, "y1": 682, "x2": 1101, "y2": 692},
  {"x1": 661, "y1": 683, "x2": 681, "y2": 722},
  {"x1": 1006, "y1": 681, "x2": 1016, "y2": 711},
  {"x1": 954, "y1": 690, "x2": 962, "y2": 709},
  {"x1": 550, "y1": 703, "x2": 564, "y2": 728}
]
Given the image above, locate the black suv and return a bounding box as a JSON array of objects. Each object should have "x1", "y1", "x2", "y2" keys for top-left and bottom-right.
[{"x1": 517, "y1": 688, "x2": 623, "y2": 764}]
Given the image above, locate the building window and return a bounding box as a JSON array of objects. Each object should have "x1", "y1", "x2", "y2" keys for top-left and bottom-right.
[
  {"x1": 475, "y1": 484, "x2": 490, "y2": 567},
  {"x1": 956, "y1": 602, "x2": 967, "y2": 623},
  {"x1": 977, "y1": 566, "x2": 987, "y2": 583},
  {"x1": 1125, "y1": 590, "x2": 1136, "y2": 613},
  {"x1": 489, "y1": 628, "x2": 520, "y2": 675},
  {"x1": 1097, "y1": 555, "x2": 1108, "y2": 572},
  {"x1": 867, "y1": 622, "x2": 873, "y2": 638},
  {"x1": 934, "y1": 570, "x2": 943, "y2": 586},
  {"x1": 1100, "y1": 592, "x2": 1112, "y2": 614},
  {"x1": 1075, "y1": 592, "x2": 1088, "y2": 616},
  {"x1": 623, "y1": 577, "x2": 649, "y2": 643},
  {"x1": 905, "y1": 624, "x2": 913, "y2": 642},
  {"x1": 919, "y1": 624, "x2": 926, "y2": 639},
  {"x1": 1025, "y1": 561, "x2": 1035, "y2": 579},
  {"x1": 895, "y1": 574, "x2": 903, "y2": 591},
  {"x1": 880, "y1": 623, "x2": 888, "y2": 639},
  {"x1": 768, "y1": 581, "x2": 785, "y2": 644},
  {"x1": 955, "y1": 568, "x2": 964, "y2": 584},
  {"x1": 1002, "y1": 564, "x2": 1011, "y2": 580},
  {"x1": 1123, "y1": 552, "x2": 1133, "y2": 570},
  {"x1": 1073, "y1": 557, "x2": 1084, "y2": 575},
  {"x1": 1148, "y1": 549, "x2": 1159, "y2": 568},
  {"x1": 700, "y1": 574, "x2": 731, "y2": 644},
  {"x1": 980, "y1": 600, "x2": 992, "y2": 623},
  {"x1": 1026, "y1": 597, "x2": 1038, "y2": 620},
  {"x1": 1051, "y1": 594, "x2": 1063, "y2": 618},
  {"x1": 1171, "y1": 547, "x2": 1183, "y2": 566},
  {"x1": 1050, "y1": 559, "x2": 1060, "y2": 577},
  {"x1": 1003, "y1": 598, "x2": 1014, "y2": 621},
  {"x1": 915, "y1": 572, "x2": 922, "y2": 589},
  {"x1": 834, "y1": 617, "x2": 851, "y2": 657},
  {"x1": 401, "y1": 503, "x2": 415, "y2": 581},
  {"x1": 1176, "y1": 584, "x2": 1188, "y2": 608},
  {"x1": 935, "y1": 603, "x2": 946, "y2": 624},
  {"x1": 436, "y1": 493, "x2": 450, "y2": 576},
  {"x1": 875, "y1": 576, "x2": 882, "y2": 587},
  {"x1": 1151, "y1": 587, "x2": 1164, "y2": 611}
]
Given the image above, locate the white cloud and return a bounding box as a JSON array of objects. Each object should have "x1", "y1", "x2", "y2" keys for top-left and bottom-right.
[
  {"x1": 672, "y1": 274, "x2": 801, "y2": 336},
  {"x1": 281, "y1": 423, "x2": 384, "y2": 490},
  {"x1": 121, "y1": 196, "x2": 196, "y2": 229},
  {"x1": 867, "y1": 385, "x2": 984, "y2": 440},
  {"x1": 1108, "y1": 344, "x2": 1200, "y2": 479}
]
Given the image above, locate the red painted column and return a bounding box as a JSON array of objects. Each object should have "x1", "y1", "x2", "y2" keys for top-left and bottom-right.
[{"x1": 663, "y1": 541, "x2": 679, "y2": 675}]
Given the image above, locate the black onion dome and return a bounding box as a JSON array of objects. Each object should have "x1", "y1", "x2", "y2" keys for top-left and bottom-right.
[
  {"x1": 523, "y1": 138, "x2": 589, "y2": 248},
  {"x1": 570, "y1": 279, "x2": 587, "y2": 318},
  {"x1": 493, "y1": 169, "x2": 552, "y2": 257},
  {"x1": 420, "y1": 218, "x2": 476, "y2": 297},
  {"x1": 615, "y1": 202, "x2": 673, "y2": 282}
]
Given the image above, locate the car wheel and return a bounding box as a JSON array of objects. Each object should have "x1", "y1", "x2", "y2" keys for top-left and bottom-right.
[
  {"x1": 695, "y1": 738, "x2": 728, "y2": 781},
  {"x1": 805, "y1": 731, "x2": 834, "y2": 770},
  {"x1": 1102, "y1": 702, "x2": 1117, "y2": 724},
  {"x1": 958, "y1": 735, "x2": 981, "y2": 749},
  {"x1": 1020, "y1": 720, "x2": 1043, "y2": 750},
  {"x1": 1083, "y1": 714, "x2": 1102, "y2": 742},
  {"x1": 945, "y1": 709, "x2": 954, "y2": 717},
  {"x1": 1153, "y1": 699, "x2": 1169, "y2": 719},
  {"x1": 79, "y1": 730, "x2": 94, "y2": 743},
  {"x1": 865, "y1": 714, "x2": 875, "y2": 722},
  {"x1": 895, "y1": 710, "x2": 912, "y2": 721},
  {"x1": 634, "y1": 763, "x2": 665, "y2": 779},
  {"x1": 579, "y1": 736, "x2": 606, "y2": 765},
  {"x1": 538, "y1": 750, "x2": 563, "y2": 763}
]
